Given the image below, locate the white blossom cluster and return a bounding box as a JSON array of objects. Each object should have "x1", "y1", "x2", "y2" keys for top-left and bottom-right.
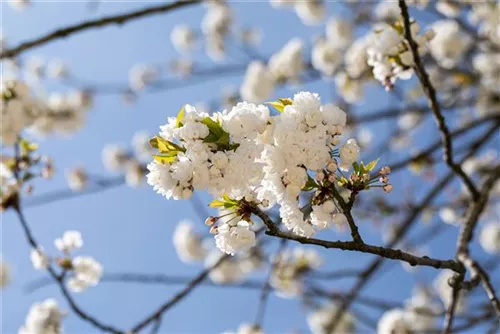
[
  {"x1": 7, "y1": 0, "x2": 31, "y2": 11},
  {"x1": 377, "y1": 287, "x2": 441, "y2": 333},
  {"x1": 434, "y1": 269, "x2": 467, "y2": 314},
  {"x1": 366, "y1": 21, "x2": 433, "y2": 90},
  {"x1": 222, "y1": 323, "x2": 263, "y2": 334},
  {"x1": 29, "y1": 231, "x2": 102, "y2": 293},
  {"x1": 202, "y1": 1, "x2": 232, "y2": 61},
  {"x1": 270, "y1": 0, "x2": 325, "y2": 26},
  {"x1": 172, "y1": 220, "x2": 263, "y2": 283},
  {"x1": 129, "y1": 64, "x2": 159, "y2": 91},
  {"x1": 312, "y1": 18, "x2": 352, "y2": 77},
  {"x1": 473, "y1": 52, "x2": 500, "y2": 115},
  {"x1": 101, "y1": 132, "x2": 152, "y2": 188},
  {"x1": 1, "y1": 80, "x2": 92, "y2": 146},
  {"x1": 307, "y1": 303, "x2": 355, "y2": 334},
  {"x1": 479, "y1": 222, "x2": 500, "y2": 255},
  {"x1": 0, "y1": 258, "x2": 10, "y2": 288},
  {"x1": 173, "y1": 220, "x2": 208, "y2": 263},
  {"x1": 240, "y1": 38, "x2": 306, "y2": 103},
  {"x1": 19, "y1": 298, "x2": 64, "y2": 334},
  {"x1": 427, "y1": 20, "x2": 472, "y2": 69},
  {"x1": 147, "y1": 92, "x2": 365, "y2": 255},
  {"x1": 270, "y1": 247, "x2": 322, "y2": 298}
]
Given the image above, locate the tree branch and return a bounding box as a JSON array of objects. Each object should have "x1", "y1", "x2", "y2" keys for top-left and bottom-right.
[
  {"x1": 0, "y1": 0, "x2": 201, "y2": 59},
  {"x1": 398, "y1": 0, "x2": 479, "y2": 200},
  {"x1": 250, "y1": 206, "x2": 464, "y2": 273}
]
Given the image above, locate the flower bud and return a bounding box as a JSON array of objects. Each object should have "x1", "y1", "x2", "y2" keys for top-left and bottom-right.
[
  {"x1": 205, "y1": 216, "x2": 217, "y2": 226},
  {"x1": 380, "y1": 166, "x2": 391, "y2": 175},
  {"x1": 326, "y1": 160, "x2": 337, "y2": 172},
  {"x1": 383, "y1": 184, "x2": 393, "y2": 193},
  {"x1": 209, "y1": 226, "x2": 218, "y2": 234}
]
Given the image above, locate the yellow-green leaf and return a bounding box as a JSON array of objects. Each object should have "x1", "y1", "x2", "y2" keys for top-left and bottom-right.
[
  {"x1": 175, "y1": 105, "x2": 185, "y2": 128},
  {"x1": 209, "y1": 200, "x2": 225, "y2": 208},
  {"x1": 20, "y1": 138, "x2": 38, "y2": 153},
  {"x1": 364, "y1": 159, "x2": 379, "y2": 172},
  {"x1": 267, "y1": 101, "x2": 285, "y2": 113},
  {"x1": 278, "y1": 98, "x2": 293, "y2": 106},
  {"x1": 153, "y1": 154, "x2": 177, "y2": 164}
]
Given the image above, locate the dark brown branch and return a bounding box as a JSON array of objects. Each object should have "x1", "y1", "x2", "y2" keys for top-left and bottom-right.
[
  {"x1": 250, "y1": 206, "x2": 464, "y2": 273},
  {"x1": 0, "y1": 1, "x2": 201, "y2": 59},
  {"x1": 398, "y1": 0, "x2": 479, "y2": 200},
  {"x1": 451, "y1": 167, "x2": 500, "y2": 325},
  {"x1": 443, "y1": 273, "x2": 465, "y2": 334}
]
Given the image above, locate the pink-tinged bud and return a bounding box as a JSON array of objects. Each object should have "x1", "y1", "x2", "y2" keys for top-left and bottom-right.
[
  {"x1": 316, "y1": 171, "x2": 325, "y2": 182},
  {"x1": 328, "y1": 174, "x2": 336, "y2": 183},
  {"x1": 209, "y1": 226, "x2": 219, "y2": 234},
  {"x1": 205, "y1": 216, "x2": 217, "y2": 226},
  {"x1": 379, "y1": 176, "x2": 389, "y2": 183},
  {"x1": 326, "y1": 161, "x2": 338, "y2": 172},
  {"x1": 380, "y1": 166, "x2": 392, "y2": 175},
  {"x1": 351, "y1": 174, "x2": 360, "y2": 182},
  {"x1": 383, "y1": 184, "x2": 393, "y2": 193}
]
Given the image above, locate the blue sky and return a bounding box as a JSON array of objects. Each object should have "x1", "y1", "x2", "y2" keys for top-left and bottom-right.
[{"x1": 1, "y1": 1, "x2": 498, "y2": 333}]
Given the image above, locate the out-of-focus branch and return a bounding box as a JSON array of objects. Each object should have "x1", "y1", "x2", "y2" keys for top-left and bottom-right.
[
  {"x1": 442, "y1": 165, "x2": 500, "y2": 332},
  {"x1": 13, "y1": 202, "x2": 124, "y2": 334},
  {"x1": 325, "y1": 122, "x2": 499, "y2": 332},
  {"x1": 0, "y1": 0, "x2": 201, "y2": 59},
  {"x1": 25, "y1": 272, "x2": 266, "y2": 294},
  {"x1": 399, "y1": 0, "x2": 479, "y2": 200},
  {"x1": 128, "y1": 253, "x2": 230, "y2": 333},
  {"x1": 254, "y1": 239, "x2": 287, "y2": 328}
]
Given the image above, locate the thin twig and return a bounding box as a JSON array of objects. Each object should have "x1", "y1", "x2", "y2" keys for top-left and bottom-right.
[{"x1": 0, "y1": 1, "x2": 201, "y2": 59}]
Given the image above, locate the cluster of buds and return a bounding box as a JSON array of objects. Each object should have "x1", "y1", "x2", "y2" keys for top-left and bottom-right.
[
  {"x1": 205, "y1": 195, "x2": 265, "y2": 235},
  {"x1": 379, "y1": 166, "x2": 393, "y2": 193},
  {"x1": 1, "y1": 138, "x2": 55, "y2": 210},
  {"x1": 315, "y1": 156, "x2": 391, "y2": 194}
]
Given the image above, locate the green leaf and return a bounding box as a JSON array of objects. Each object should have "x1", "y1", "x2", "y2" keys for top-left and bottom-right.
[
  {"x1": 352, "y1": 162, "x2": 360, "y2": 174},
  {"x1": 153, "y1": 154, "x2": 178, "y2": 164},
  {"x1": 359, "y1": 163, "x2": 366, "y2": 175},
  {"x1": 302, "y1": 174, "x2": 318, "y2": 191},
  {"x1": 222, "y1": 194, "x2": 238, "y2": 205},
  {"x1": 364, "y1": 159, "x2": 379, "y2": 172},
  {"x1": 209, "y1": 200, "x2": 225, "y2": 208},
  {"x1": 337, "y1": 177, "x2": 349, "y2": 187},
  {"x1": 149, "y1": 137, "x2": 159, "y2": 149},
  {"x1": 20, "y1": 138, "x2": 38, "y2": 154},
  {"x1": 267, "y1": 98, "x2": 293, "y2": 113},
  {"x1": 200, "y1": 117, "x2": 234, "y2": 150},
  {"x1": 150, "y1": 136, "x2": 185, "y2": 154},
  {"x1": 175, "y1": 105, "x2": 185, "y2": 128},
  {"x1": 201, "y1": 117, "x2": 224, "y2": 137},
  {"x1": 209, "y1": 195, "x2": 239, "y2": 209},
  {"x1": 365, "y1": 159, "x2": 379, "y2": 172},
  {"x1": 278, "y1": 98, "x2": 293, "y2": 106}
]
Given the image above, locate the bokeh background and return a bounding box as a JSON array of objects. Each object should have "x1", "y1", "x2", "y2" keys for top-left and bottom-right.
[{"x1": 1, "y1": 1, "x2": 499, "y2": 333}]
